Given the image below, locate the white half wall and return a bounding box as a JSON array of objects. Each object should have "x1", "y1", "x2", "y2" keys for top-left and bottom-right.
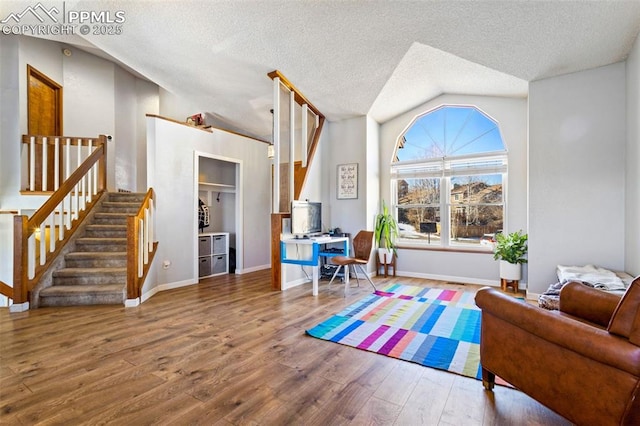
[
  {"x1": 626, "y1": 32, "x2": 640, "y2": 277},
  {"x1": 145, "y1": 117, "x2": 270, "y2": 294},
  {"x1": 529, "y1": 63, "x2": 627, "y2": 294}
]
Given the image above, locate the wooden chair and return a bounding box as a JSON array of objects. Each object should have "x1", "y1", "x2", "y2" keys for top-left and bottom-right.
[{"x1": 328, "y1": 230, "x2": 376, "y2": 296}]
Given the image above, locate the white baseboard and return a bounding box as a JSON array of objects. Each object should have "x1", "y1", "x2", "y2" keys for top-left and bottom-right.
[
  {"x1": 125, "y1": 298, "x2": 140, "y2": 307},
  {"x1": 236, "y1": 264, "x2": 270, "y2": 274},
  {"x1": 396, "y1": 270, "x2": 500, "y2": 287},
  {"x1": 9, "y1": 301, "x2": 29, "y2": 312},
  {"x1": 135, "y1": 278, "x2": 197, "y2": 305}
]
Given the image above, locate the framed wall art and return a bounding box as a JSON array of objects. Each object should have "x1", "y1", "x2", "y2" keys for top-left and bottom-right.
[{"x1": 337, "y1": 163, "x2": 358, "y2": 199}]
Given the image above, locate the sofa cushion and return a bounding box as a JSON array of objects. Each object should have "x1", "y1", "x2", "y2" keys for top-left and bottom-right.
[{"x1": 609, "y1": 276, "x2": 640, "y2": 338}]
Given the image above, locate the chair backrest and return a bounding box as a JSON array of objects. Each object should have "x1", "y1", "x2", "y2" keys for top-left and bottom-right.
[{"x1": 352, "y1": 231, "x2": 374, "y2": 261}]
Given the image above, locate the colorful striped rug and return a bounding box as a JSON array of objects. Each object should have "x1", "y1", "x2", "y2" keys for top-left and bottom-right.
[{"x1": 306, "y1": 284, "x2": 485, "y2": 380}]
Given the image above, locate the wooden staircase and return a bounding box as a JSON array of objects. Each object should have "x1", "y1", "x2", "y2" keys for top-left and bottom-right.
[{"x1": 37, "y1": 192, "x2": 147, "y2": 307}]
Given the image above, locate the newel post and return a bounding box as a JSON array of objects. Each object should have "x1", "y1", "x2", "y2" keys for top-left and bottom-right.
[
  {"x1": 126, "y1": 215, "x2": 139, "y2": 300},
  {"x1": 13, "y1": 215, "x2": 28, "y2": 304}
]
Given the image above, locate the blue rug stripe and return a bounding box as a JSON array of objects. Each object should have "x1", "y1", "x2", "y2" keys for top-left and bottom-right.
[
  {"x1": 306, "y1": 315, "x2": 351, "y2": 339},
  {"x1": 423, "y1": 336, "x2": 459, "y2": 370},
  {"x1": 328, "y1": 318, "x2": 366, "y2": 342},
  {"x1": 339, "y1": 294, "x2": 380, "y2": 318},
  {"x1": 450, "y1": 307, "x2": 481, "y2": 343},
  {"x1": 417, "y1": 304, "x2": 446, "y2": 334},
  {"x1": 411, "y1": 334, "x2": 437, "y2": 363}
]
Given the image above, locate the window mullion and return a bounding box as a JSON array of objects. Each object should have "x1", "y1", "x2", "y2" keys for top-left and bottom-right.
[{"x1": 441, "y1": 176, "x2": 450, "y2": 247}]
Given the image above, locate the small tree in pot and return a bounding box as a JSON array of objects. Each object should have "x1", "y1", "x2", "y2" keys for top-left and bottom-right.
[
  {"x1": 493, "y1": 230, "x2": 528, "y2": 281},
  {"x1": 374, "y1": 200, "x2": 399, "y2": 264}
]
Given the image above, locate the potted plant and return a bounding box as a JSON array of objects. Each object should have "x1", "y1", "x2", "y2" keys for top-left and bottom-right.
[
  {"x1": 493, "y1": 230, "x2": 528, "y2": 281},
  {"x1": 374, "y1": 200, "x2": 399, "y2": 264}
]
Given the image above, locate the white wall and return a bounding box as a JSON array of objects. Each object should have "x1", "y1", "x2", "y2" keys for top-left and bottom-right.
[
  {"x1": 327, "y1": 117, "x2": 371, "y2": 233},
  {"x1": 114, "y1": 66, "x2": 137, "y2": 192},
  {"x1": 626, "y1": 32, "x2": 640, "y2": 276},
  {"x1": 379, "y1": 94, "x2": 528, "y2": 286},
  {"x1": 529, "y1": 63, "x2": 627, "y2": 294},
  {"x1": 145, "y1": 117, "x2": 270, "y2": 295}
]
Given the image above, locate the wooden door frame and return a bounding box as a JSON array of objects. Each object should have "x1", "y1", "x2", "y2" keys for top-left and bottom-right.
[
  {"x1": 27, "y1": 64, "x2": 63, "y2": 134},
  {"x1": 27, "y1": 65, "x2": 63, "y2": 191}
]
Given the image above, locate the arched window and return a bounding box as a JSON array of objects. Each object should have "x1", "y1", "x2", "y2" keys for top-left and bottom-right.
[{"x1": 391, "y1": 105, "x2": 507, "y2": 248}]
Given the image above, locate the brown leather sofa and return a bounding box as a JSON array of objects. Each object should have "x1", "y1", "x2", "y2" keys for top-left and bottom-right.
[{"x1": 475, "y1": 277, "x2": 640, "y2": 426}]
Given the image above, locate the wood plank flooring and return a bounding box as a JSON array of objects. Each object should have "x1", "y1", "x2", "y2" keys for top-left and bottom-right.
[{"x1": 0, "y1": 270, "x2": 571, "y2": 425}]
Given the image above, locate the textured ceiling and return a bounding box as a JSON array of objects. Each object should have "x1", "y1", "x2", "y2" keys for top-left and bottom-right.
[{"x1": 11, "y1": 1, "x2": 640, "y2": 140}]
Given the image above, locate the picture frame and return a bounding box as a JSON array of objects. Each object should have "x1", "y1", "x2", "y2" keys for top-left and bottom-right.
[{"x1": 337, "y1": 163, "x2": 358, "y2": 199}]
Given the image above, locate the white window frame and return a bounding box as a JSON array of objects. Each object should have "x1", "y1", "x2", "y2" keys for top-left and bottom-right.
[{"x1": 391, "y1": 107, "x2": 508, "y2": 250}]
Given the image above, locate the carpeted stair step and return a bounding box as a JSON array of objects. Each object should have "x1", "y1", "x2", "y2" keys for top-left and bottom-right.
[
  {"x1": 38, "y1": 284, "x2": 125, "y2": 307},
  {"x1": 92, "y1": 212, "x2": 129, "y2": 225},
  {"x1": 52, "y1": 267, "x2": 126, "y2": 286},
  {"x1": 107, "y1": 192, "x2": 147, "y2": 203},
  {"x1": 75, "y1": 237, "x2": 127, "y2": 252},
  {"x1": 64, "y1": 252, "x2": 127, "y2": 268},
  {"x1": 84, "y1": 224, "x2": 127, "y2": 238},
  {"x1": 99, "y1": 202, "x2": 141, "y2": 214}
]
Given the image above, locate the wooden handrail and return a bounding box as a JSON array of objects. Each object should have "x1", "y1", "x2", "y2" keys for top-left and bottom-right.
[
  {"x1": 13, "y1": 134, "x2": 108, "y2": 305},
  {"x1": 0, "y1": 281, "x2": 13, "y2": 300},
  {"x1": 126, "y1": 188, "x2": 157, "y2": 299}
]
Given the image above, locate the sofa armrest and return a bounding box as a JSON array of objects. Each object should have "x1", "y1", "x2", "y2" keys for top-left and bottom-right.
[
  {"x1": 475, "y1": 287, "x2": 640, "y2": 376},
  {"x1": 559, "y1": 281, "x2": 621, "y2": 327}
]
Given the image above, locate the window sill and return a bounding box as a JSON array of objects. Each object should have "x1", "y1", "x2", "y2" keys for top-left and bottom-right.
[{"x1": 397, "y1": 244, "x2": 494, "y2": 255}]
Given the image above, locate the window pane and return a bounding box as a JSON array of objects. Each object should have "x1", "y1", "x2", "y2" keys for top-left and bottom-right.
[
  {"x1": 397, "y1": 178, "x2": 440, "y2": 205},
  {"x1": 451, "y1": 175, "x2": 503, "y2": 204},
  {"x1": 398, "y1": 206, "x2": 440, "y2": 244},
  {"x1": 396, "y1": 105, "x2": 505, "y2": 162},
  {"x1": 449, "y1": 174, "x2": 503, "y2": 246}
]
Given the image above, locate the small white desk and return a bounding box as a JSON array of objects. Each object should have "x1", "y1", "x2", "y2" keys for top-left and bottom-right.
[{"x1": 280, "y1": 236, "x2": 350, "y2": 296}]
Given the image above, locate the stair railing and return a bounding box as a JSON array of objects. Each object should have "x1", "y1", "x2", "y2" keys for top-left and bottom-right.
[
  {"x1": 127, "y1": 188, "x2": 157, "y2": 300},
  {"x1": 0, "y1": 280, "x2": 13, "y2": 300},
  {"x1": 13, "y1": 135, "x2": 108, "y2": 305}
]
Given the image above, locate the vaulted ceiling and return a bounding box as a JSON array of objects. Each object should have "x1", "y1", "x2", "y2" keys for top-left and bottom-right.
[{"x1": 15, "y1": 1, "x2": 640, "y2": 140}]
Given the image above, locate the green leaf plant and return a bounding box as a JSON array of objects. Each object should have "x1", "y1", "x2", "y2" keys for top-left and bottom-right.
[
  {"x1": 493, "y1": 230, "x2": 528, "y2": 264},
  {"x1": 374, "y1": 200, "x2": 399, "y2": 257}
]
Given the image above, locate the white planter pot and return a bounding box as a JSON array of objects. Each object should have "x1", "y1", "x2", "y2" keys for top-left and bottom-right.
[
  {"x1": 378, "y1": 248, "x2": 394, "y2": 264},
  {"x1": 499, "y1": 260, "x2": 522, "y2": 281}
]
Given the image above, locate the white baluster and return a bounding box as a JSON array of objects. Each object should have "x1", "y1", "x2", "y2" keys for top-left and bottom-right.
[
  {"x1": 29, "y1": 136, "x2": 35, "y2": 191},
  {"x1": 87, "y1": 139, "x2": 93, "y2": 202},
  {"x1": 138, "y1": 219, "x2": 144, "y2": 277},
  {"x1": 48, "y1": 213, "x2": 55, "y2": 253},
  {"x1": 65, "y1": 193, "x2": 72, "y2": 229},
  {"x1": 39, "y1": 221, "x2": 46, "y2": 266},
  {"x1": 58, "y1": 200, "x2": 65, "y2": 240},
  {"x1": 148, "y1": 202, "x2": 154, "y2": 252},
  {"x1": 79, "y1": 139, "x2": 86, "y2": 210},
  {"x1": 65, "y1": 138, "x2": 71, "y2": 181},
  {"x1": 54, "y1": 137, "x2": 60, "y2": 190},
  {"x1": 28, "y1": 234, "x2": 35, "y2": 279},
  {"x1": 93, "y1": 161, "x2": 98, "y2": 195},
  {"x1": 143, "y1": 208, "x2": 149, "y2": 264},
  {"x1": 42, "y1": 137, "x2": 48, "y2": 191},
  {"x1": 75, "y1": 140, "x2": 81, "y2": 219}
]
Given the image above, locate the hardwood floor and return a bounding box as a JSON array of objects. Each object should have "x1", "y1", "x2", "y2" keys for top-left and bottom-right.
[{"x1": 0, "y1": 270, "x2": 571, "y2": 425}]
